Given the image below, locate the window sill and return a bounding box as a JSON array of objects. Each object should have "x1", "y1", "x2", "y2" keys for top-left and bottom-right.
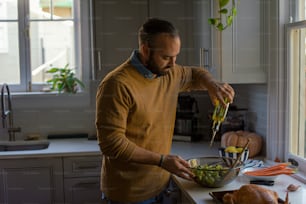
[{"x1": 11, "y1": 90, "x2": 85, "y2": 96}]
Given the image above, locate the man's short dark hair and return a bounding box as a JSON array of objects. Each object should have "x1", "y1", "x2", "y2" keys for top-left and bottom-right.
[{"x1": 138, "y1": 18, "x2": 179, "y2": 47}]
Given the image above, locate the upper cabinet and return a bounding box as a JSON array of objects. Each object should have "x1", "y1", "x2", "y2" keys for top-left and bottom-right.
[
  {"x1": 92, "y1": 0, "x2": 211, "y2": 80},
  {"x1": 148, "y1": 0, "x2": 211, "y2": 67},
  {"x1": 211, "y1": 0, "x2": 267, "y2": 83},
  {"x1": 92, "y1": 0, "x2": 148, "y2": 80},
  {"x1": 92, "y1": 0, "x2": 266, "y2": 84}
]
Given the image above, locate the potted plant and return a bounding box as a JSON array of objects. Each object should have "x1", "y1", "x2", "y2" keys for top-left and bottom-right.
[{"x1": 46, "y1": 64, "x2": 85, "y2": 93}]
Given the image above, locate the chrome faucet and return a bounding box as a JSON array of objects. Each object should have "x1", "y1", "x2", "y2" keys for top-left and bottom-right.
[{"x1": 1, "y1": 83, "x2": 21, "y2": 141}]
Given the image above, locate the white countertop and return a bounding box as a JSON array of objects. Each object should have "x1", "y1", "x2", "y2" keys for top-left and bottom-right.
[
  {"x1": 0, "y1": 138, "x2": 101, "y2": 159},
  {"x1": 172, "y1": 173, "x2": 306, "y2": 204},
  {"x1": 1, "y1": 139, "x2": 305, "y2": 204},
  {"x1": 171, "y1": 141, "x2": 306, "y2": 204},
  {"x1": 0, "y1": 139, "x2": 218, "y2": 159}
]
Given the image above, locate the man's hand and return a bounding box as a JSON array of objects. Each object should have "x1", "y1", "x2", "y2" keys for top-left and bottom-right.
[
  {"x1": 208, "y1": 82, "x2": 235, "y2": 106},
  {"x1": 160, "y1": 154, "x2": 195, "y2": 181}
]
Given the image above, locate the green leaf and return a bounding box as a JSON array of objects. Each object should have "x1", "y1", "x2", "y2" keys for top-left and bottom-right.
[
  {"x1": 208, "y1": 18, "x2": 217, "y2": 25},
  {"x1": 75, "y1": 78, "x2": 85, "y2": 88},
  {"x1": 232, "y1": 7, "x2": 237, "y2": 16},
  {"x1": 64, "y1": 63, "x2": 69, "y2": 69},
  {"x1": 219, "y1": 0, "x2": 230, "y2": 8},
  {"x1": 227, "y1": 16, "x2": 233, "y2": 25},
  {"x1": 219, "y1": 8, "x2": 228, "y2": 14},
  {"x1": 217, "y1": 23, "x2": 224, "y2": 31},
  {"x1": 46, "y1": 68, "x2": 60, "y2": 73}
]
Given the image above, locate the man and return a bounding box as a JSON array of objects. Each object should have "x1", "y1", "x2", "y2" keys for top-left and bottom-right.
[{"x1": 96, "y1": 18, "x2": 234, "y2": 204}]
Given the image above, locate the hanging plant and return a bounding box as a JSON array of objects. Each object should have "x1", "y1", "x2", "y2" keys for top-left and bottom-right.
[{"x1": 208, "y1": 0, "x2": 239, "y2": 31}]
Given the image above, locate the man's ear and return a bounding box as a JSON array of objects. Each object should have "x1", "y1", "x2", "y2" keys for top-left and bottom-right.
[
  {"x1": 140, "y1": 43, "x2": 150, "y2": 64},
  {"x1": 141, "y1": 43, "x2": 149, "y2": 56}
]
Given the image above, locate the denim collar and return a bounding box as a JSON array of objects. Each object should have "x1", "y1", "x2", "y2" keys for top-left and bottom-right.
[{"x1": 130, "y1": 50, "x2": 155, "y2": 79}]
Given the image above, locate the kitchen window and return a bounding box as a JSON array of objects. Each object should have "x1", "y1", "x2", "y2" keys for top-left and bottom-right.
[
  {"x1": 286, "y1": 21, "x2": 306, "y2": 173},
  {"x1": 267, "y1": 0, "x2": 306, "y2": 180},
  {"x1": 285, "y1": 0, "x2": 306, "y2": 179},
  {"x1": 0, "y1": 0, "x2": 89, "y2": 93}
]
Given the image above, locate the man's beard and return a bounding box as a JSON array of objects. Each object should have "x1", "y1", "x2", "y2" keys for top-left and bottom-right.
[{"x1": 146, "y1": 54, "x2": 169, "y2": 76}]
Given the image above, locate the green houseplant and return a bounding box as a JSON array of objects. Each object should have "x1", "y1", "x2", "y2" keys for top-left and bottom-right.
[
  {"x1": 207, "y1": 0, "x2": 240, "y2": 75},
  {"x1": 208, "y1": 0, "x2": 239, "y2": 31},
  {"x1": 46, "y1": 64, "x2": 85, "y2": 93}
]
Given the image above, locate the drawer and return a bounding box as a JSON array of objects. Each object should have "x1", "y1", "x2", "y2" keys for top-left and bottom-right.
[
  {"x1": 63, "y1": 156, "x2": 102, "y2": 178},
  {"x1": 64, "y1": 177, "x2": 101, "y2": 204}
]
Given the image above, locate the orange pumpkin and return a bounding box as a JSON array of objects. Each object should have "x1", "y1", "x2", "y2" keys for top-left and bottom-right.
[{"x1": 221, "y1": 130, "x2": 263, "y2": 157}]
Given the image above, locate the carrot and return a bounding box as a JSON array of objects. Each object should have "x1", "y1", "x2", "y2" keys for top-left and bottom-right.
[
  {"x1": 244, "y1": 163, "x2": 286, "y2": 173},
  {"x1": 244, "y1": 163, "x2": 296, "y2": 176},
  {"x1": 245, "y1": 168, "x2": 296, "y2": 176},
  {"x1": 245, "y1": 165, "x2": 287, "y2": 174}
]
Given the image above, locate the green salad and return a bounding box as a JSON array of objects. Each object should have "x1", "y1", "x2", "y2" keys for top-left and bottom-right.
[
  {"x1": 188, "y1": 157, "x2": 240, "y2": 188},
  {"x1": 191, "y1": 162, "x2": 229, "y2": 186}
]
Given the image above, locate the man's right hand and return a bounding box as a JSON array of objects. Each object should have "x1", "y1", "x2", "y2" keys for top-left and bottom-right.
[{"x1": 160, "y1": 154, "x2": 195, "y2": 181}]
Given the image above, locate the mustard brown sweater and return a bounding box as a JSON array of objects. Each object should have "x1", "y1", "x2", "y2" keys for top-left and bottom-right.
[{"x1": 96, "y1": 59, "x2": 211, "y2": 202}]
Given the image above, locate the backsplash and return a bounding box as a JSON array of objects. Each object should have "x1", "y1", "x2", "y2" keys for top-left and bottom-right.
[
  {"x1": 232, "y1": 84, "x2": 267, "y2": 137},
  {"x1": 8, "y1": 82, "x2": 267, "y2": 142}
]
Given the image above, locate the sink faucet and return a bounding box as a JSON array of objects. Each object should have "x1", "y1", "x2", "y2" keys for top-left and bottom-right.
[{"x1": 1, "y1": 83, "x2": 21, "y2": 141}]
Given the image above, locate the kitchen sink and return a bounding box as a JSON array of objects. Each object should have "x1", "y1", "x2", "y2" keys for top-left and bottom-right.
[{"x1": 0, "y1": 140, "x2": 50, "y2": 151}]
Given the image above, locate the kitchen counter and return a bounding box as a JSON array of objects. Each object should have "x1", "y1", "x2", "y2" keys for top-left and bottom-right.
[
  {"x1": 0, "y1": 138, "x2": 218, "y2": 159},
  {"x1": 171, "y1": 142, "x2": 306, "y2": 204},
  {"x1": 0, "y1": 139, "x2": 305, "y2": 203},
  {"x1": 172, "y1": 173, "x2": 306, "y2": 204},
  {"x1": 0, "y1": 138, "x2": 101, "y2": 159}
]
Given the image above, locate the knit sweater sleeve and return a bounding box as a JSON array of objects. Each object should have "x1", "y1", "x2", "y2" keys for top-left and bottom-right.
[
  {"x1": 96, "y1": 76, "x2": 136, "y2": 161},
  {"x1": 177, "y1": 65, "x2": 216, "y2": 92}
]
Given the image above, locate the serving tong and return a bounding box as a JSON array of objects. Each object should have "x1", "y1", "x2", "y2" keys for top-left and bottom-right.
[
  {"x1": 230, "y1": 139, "x2": 250, "y2": 169},
  {"x1": 222, "y1": 139, "x2": 250, "y2": 182}
]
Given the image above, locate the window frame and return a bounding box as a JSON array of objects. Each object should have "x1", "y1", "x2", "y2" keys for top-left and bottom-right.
[
  {"x1": 0, "y1": 0, "x2": 91, "y2": 95},
  {"x1": 4, "y1": 0, "x2": 93, "y2": 108},
  {"x1": 285, "y1": 20, "x2": 306, "y2": 181},
  {"x1": 267, "y1": 0, "x2": 306, "y2": 182}
]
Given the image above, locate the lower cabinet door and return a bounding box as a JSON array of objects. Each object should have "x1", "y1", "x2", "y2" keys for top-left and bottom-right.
[
  {"x1": 0, "y1": 157, "x2": 64, "y2": 204},
  {"x1": 64, "y1": 177, "x2": 102, "y2": 204}
]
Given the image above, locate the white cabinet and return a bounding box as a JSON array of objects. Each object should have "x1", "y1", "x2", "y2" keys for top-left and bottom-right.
[
  {"x1": 0, "y1": 158, "x2": 64, "y2": 204},
  {"x1": 211, "y1": 0, "x2": 267, "y2": 83},
  {"x1": 63, "y1": 156, "x2": 102, "y2": 204}
]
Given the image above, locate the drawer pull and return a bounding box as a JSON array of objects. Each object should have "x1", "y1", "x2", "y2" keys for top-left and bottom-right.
[
  {"x1": 75, "y1": 182, "x2": 100, "y2": 188},
  {"x1": 76, "y1": 165, "x2": 99, "y2": 170}
]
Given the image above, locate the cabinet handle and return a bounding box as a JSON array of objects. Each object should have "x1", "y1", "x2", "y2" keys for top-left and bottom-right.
[
  {"x1": 204, "y1": 48, "x2": 209, "y2": 69},
  {"x1": 97, "y1": 50, "x2": 102, "y2": 71},
  {"x1": 199, "y1": 48, "x2": 203, "y2": 68},
  {"x1": 92, "y1": 50, "x2": 102, "y2": 81},
  {"x1": 77, "y1": 165, "x2": 100, "y2": 170},
  {"x1": 200, "y1": 48, "x2": 209, "y2": 69}
]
